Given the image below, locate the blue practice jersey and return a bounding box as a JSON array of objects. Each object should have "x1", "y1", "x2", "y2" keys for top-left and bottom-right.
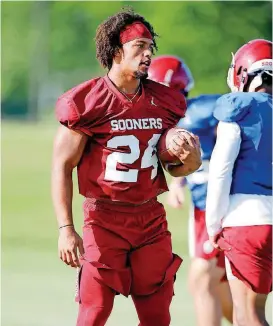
[
  {"x1": 214, "y1": 92, "x2": 272, "y2": 196},
  {"x1": 177, "y1": 94, "x2": 221, "y2": 210}
]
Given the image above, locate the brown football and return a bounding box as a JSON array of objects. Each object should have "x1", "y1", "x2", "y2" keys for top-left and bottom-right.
[{"x1": 157, "y1": 127, "x2": 182, "y2": 165}]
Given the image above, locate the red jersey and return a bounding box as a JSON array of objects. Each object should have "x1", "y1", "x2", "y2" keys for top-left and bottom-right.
[{"x1": 56, "y1": 75, "x2": 186, "y2": 204}]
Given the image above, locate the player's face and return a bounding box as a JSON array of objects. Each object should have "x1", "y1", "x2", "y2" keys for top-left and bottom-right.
[{"x1": 121, "y1": 38, "x2": 154, "y2": 79}]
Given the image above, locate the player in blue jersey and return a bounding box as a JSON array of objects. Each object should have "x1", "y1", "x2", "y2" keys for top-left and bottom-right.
[
  {"x1": 206, "y1": 39, "x2": 272, "y2": 326},
  {"x1": 149, "y1": 56, "x2": 233, "y2": 326}
]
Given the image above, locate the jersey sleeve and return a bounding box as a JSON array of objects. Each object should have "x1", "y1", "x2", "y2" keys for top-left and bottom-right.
[
  {"x1": 172, "y1": 91, "x2": 187, "y2": 121},
  {"x1": 55, "y1": 78, "x2": 106, "y2": 136},
  {"x1": 168, "y1": 84, "x2": 187, "y2": 119},
  {"x1": 214, "y1": 93, "x2": 253, "y2": 122},
  {"x1": 56, "y1": 96, "x2": 93, "y2": 136}
]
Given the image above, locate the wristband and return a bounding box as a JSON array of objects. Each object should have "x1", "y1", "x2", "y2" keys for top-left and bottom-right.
[{"x1": 59, "y1": 223, "x2": 74, "y2": 230}]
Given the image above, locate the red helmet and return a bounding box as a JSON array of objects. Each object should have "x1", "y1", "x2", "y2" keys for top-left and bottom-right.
[
  {"x1": 227, "y1": 39, "x2": 273, "y2": 92},
  {"x1": 148, "y1": 55, "x2": 194, "y2": 93}
]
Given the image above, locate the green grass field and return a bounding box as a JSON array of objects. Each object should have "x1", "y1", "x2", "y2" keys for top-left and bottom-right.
[{"x1": 2, "y1": 121, "x2": 272, "y2": 326}]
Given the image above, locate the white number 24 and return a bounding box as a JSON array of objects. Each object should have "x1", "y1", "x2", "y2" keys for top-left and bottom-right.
[{"x1": 104, "y1": 134, "x2": 161, "y2": 182}]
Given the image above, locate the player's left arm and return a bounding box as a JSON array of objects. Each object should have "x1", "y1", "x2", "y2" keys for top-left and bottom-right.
[
  {"x1": 162, "y1": 90, "x2": 202, "y2": 176},
  {"x1": 205, "y1": 121, "x2": 241, "y2": 248}
]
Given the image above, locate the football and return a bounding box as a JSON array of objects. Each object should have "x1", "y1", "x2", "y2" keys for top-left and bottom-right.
[{"x1": 157, "y1": 127, "x2": 184, "y2": 165}]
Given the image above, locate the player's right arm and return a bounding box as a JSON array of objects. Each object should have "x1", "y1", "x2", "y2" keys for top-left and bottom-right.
[{"x1": 52, "y1": 125, "x2": 88, "y2": 268}]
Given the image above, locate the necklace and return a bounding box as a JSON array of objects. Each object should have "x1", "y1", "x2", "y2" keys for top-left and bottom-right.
[{"x1": 119, "y1": 84, "x2": 141, "y2": 103}]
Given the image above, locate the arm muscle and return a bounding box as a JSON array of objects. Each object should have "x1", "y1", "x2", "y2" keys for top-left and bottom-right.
[{"x1": 51, "y1": 125, "x2": 88, "y2": 228}]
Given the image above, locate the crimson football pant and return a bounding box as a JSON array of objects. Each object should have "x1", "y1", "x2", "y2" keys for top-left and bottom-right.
[
  {"x1": 77, "y1": 279, "x2": 174, "y2": 326},
  {"x1": 218, "y1": 225, "x2": 272, "y2": 294},
  {"x1": 76, "y1": 198, "x2": 182, "y2": 326}
]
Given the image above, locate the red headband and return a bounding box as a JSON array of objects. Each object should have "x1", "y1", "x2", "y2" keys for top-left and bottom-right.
[{"x1": 120, "y1": 21, "x2": 153, "y2": 45}]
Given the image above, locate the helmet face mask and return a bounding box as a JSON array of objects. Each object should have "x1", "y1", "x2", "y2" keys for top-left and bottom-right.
[
  {"x1": 227, "y1": 39, "x2": 273, "y2": 92},
  {"x1": 148, "y1": 55, "x2": 194, "y2": 94}
]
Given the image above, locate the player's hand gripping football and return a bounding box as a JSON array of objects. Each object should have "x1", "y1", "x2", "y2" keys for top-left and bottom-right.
[
  {"x1": 168, "y1": 130, "x2": 202, "y2": 176},
  {"x1": 58, "y1": 227, "x2": 85, "y2": 268}
]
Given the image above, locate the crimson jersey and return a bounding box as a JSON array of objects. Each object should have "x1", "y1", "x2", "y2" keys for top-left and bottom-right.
[{"x1": 56, "y1": 75, "x2": 186, "y2": 204}]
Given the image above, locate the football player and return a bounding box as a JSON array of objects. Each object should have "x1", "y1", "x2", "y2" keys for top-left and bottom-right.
[
  {"x1": 52, "y1": 8, "x2": 201, "y2": 326},
  {"x1": 148, "y1": 55, "x2": 233, "y2": 326},
  {"x1": 206, "y1": 39, "x2": 272, "y2": 326}
]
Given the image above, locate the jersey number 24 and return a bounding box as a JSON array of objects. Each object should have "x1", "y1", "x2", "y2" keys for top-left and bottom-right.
[{"x1": 105, "y1": 134, "x2": 161, "y2": 182}]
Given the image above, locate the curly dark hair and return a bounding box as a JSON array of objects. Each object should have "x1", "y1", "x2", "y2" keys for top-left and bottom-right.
[{"x1": 95, "y1": 7, "x2": 158, "y2": 70}]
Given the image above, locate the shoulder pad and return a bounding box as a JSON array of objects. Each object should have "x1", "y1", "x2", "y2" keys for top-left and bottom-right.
[
  {"x1": 214, "y1": 92, "x2": 255, "y2": 122},
  {"x1": 55, "y1": 77, "x2": 104, "y2": 134}
]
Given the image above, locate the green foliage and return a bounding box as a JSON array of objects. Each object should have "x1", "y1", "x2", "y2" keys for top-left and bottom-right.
[
  {"x1": 2, "y1": 2, "x2": 31, "y2": 102},
  {"x1": 1, "y1": 1, "x2": 272, "y2": 116}
]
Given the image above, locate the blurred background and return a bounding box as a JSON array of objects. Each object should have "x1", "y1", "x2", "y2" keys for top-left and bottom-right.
[{"x1": 2, "y1": 1, "x2": 272, "y2": 325}]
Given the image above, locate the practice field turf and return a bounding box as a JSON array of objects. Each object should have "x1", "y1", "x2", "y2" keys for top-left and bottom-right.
[{"x1": 2, "y1": 121, "x2": 272, "y2": 326}]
